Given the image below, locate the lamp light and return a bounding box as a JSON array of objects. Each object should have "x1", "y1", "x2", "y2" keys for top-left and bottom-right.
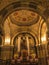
[{"x1": 5, "y1": 36, "x2": 10, "y2": 45}]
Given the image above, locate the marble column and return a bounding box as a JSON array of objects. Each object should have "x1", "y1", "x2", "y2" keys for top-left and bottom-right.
[
  {"x1": 18, "y1": 37, "x2": 21, "y2": 53},
  {"x1": 26, "y1": 36, "x2": 30, "y2": 56}
]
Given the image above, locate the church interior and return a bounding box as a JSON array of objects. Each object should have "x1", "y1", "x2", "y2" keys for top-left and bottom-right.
[{"x1": 0, "y1": 0, "x2": 49, "y2": 65}]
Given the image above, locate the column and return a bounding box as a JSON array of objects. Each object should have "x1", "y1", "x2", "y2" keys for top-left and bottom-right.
[
  {"x1": 26, "y1": 36, "x2": 30, "y2": 56},
  {"x1": 18, "y1": 37, "x2": 21, "y2": 52}
]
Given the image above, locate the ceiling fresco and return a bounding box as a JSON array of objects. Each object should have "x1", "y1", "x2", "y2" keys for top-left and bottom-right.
[{"x1": 10, "y1": 10, "x2": 39, "y2": 26}]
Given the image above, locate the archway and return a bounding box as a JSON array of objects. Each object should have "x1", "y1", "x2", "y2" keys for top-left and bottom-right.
[
  {"x1": 13, "y1": 33, "x2": 38, "y2": 61},
  {"x1": 0, "y1": 1, "x2": 48, "y2": 65}
]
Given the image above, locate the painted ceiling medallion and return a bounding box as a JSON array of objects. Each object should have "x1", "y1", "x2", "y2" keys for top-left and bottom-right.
[{"x1": 10, "y1": 10, "x2": 39, "y2": 26}]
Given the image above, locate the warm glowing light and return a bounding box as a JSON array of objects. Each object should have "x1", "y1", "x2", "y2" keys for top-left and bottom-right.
[
  {"x1": 39, "y1": 43, "x2": 40, "y2": 46},
  {"x1": 41, "y1": 34, "x2": 47, "y2": 44},
  {"x1": 5, "y1": 37, "x2": 10, "y2": 45}
]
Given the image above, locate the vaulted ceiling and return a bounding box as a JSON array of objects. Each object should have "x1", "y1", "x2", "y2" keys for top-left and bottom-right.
[
  {"x1": 0, "y1": 0, "x2": 49, "y2": 38},
  {"x1": 9, "y1": 10, "x2": 39, "y2": 26},
  {"x1": 0, "y1": 0, "x2": 49, "y2": 24}
]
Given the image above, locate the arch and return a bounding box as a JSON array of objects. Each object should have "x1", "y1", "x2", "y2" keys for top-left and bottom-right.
[
  {"x1": 12, "y1": 31, "x2": 38, "y2": 59},
  {"x1": 13, "y1": 33, "x2": 36, "y2": 45},
  {"x1": 11, "y1": 31, "x2": 38, "y2": 46},
  {"x1": 0, "y1": 1, "x2": 47, "y2": 25}
]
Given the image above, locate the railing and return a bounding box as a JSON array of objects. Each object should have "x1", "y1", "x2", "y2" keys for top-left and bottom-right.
[{"x1": 0, "y1": 58, "x2": 38, "y2": 65}]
